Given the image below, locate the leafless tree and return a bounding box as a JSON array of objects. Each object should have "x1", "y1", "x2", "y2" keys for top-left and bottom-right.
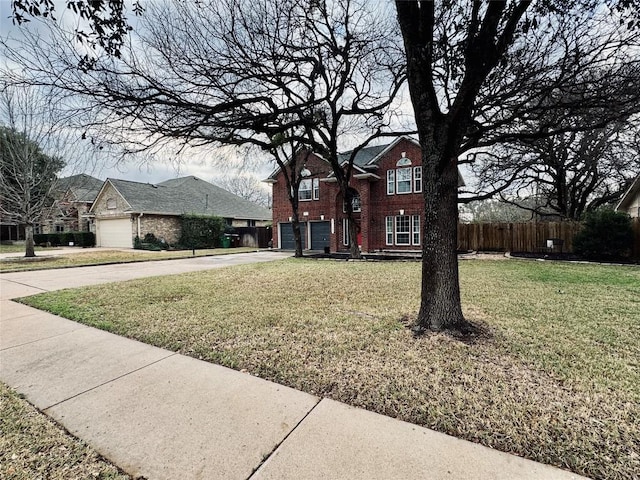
[
  {"x1": 3, "y1": 0, "x2": 408, "y2": 258},
  {"x1": 216, "y1": 174, "x2": 272, "y2": 210},
  {"x1": 471, "y1": 113, "x2": 640, "y2": 220},
  {"x1": 0, "y1": 87, "x2": 65, "y2": 256},
  {"x1": 396, "y1": 0, "x2": 640, "y2": 332}
]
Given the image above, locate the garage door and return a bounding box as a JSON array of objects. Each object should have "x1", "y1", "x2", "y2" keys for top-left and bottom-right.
[
  {"x1": 279, "y1": 222, "x2": 306, "y2": 250},
  {"x1": 310, "y1": 221, "x2": 330, "y2": 250},
  {"x1": 97, "y1": 218, "x2": 133, "y2": 248}
]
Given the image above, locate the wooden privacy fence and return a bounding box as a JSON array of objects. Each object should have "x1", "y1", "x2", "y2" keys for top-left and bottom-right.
[
  {"x1": 235, "y1": 226, "x2": 272, "y2": 248},
  {"x1": 458, "y1": 219, "x2": 640, "y2": 258},
  {"x1": 458, "y1": 221, "x2": 583, "y2": 253}
]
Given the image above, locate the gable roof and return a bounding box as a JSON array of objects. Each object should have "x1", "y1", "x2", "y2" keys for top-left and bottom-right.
[
  {"x1": 264, "y1": 137, "x2": 416, "y2": 182},
  {"x1": 93, "y1": 176, "x2": 271, "y2": 221},
  {"x1": 263, "y1": 135, "x2": 466, "y2": 186},
  {"x1": 616, "y1": 175, "x2": 640, "y2": 212},
  {"x1": 55, "y1": 174, "x2": 104, "y2": 202}
]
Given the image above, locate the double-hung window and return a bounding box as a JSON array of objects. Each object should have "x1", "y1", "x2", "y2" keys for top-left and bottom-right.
[
  {"x1": 298, "y1": 179, "x2": 312, "y2": 201},
  {"x1": 396, "y1": 168, "x2": 412, "y2": 194},
  {"x1": 312, "y1": 178, "x2": 320, "y2": 200},
  {"x1": 385, "y1": 217, "x2": 393, "y2": 245},
  {"x1": 413, "y1": 166, "x2": 422, "y2": 193},
  {"x1": 386, "y1": 170, "x2": 395, "y2": 195},
  {"x1": 395, "y1": 216, "x2": 410, "y2": 245},
  {"x1": 412, "y1": 215, "x2": 420, "y2": 245}
]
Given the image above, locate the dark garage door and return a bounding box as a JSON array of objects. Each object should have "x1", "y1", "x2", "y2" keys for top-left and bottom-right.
[
  {"x1": 310, "y1": 221, "x2": 330, "y2": 250},
  {"x1": 279, "y1": 222, "x2": 306, "y2": 250}
]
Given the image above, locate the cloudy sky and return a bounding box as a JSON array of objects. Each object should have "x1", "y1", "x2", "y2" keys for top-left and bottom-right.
[{"x1": 0, "y1": 1, "x2": 275, "y2": 187}]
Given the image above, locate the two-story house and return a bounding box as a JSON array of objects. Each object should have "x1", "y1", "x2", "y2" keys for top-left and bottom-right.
[{"x1": 266, "y1": 136, "x2": 465, "y2": 253}]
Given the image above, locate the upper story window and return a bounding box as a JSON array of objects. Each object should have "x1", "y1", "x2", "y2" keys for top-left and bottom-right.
[
  {"x1": 414, "y1": 166, "x2": 422, "y2": 193},
  {"x1": 343, "y1": 194, "x2": 361, "y2": 213},
  {"x1": 387, "y1": 157, "x2": 422, "y2": 195},
  {"x1": 312, "y1": 178, "x2": 320, "y2": 200},
  {"x1": 106, "y1": 198, "x2": 117, "y2": 209},
  {"x1": 396, "y1": 167, "x2": 412, "y2": 194},
  {"x1": 299, "y1": 179, "x2": 312, "y2": 201}
]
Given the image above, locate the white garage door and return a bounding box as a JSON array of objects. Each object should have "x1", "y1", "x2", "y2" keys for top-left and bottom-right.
[{"x1": 97, "y1": 218, "x2": 133, "y2": 248}]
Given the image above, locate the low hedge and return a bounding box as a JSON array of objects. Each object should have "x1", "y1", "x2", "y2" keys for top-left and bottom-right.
[{"x1": 34, "y1": 232, "x2": 96, "y2": 247}]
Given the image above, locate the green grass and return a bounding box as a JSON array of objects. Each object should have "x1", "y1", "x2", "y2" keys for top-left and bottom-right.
[
  {"x1": 20, "y1": 259, "x2": 640, "y2": 479},
  {"x1": 0, "y1": 244, "x2": 57, "y2": 254},
  {"x1": 0, "y1": 382, "x2": 130, "y2": 480},
  {"x1": 0, "y1": 247, "x2": 257, "y2": 272}
]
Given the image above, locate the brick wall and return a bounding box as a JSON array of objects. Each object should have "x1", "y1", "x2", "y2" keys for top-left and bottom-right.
[
  {"x1": 368, "y1": 141, "x2": 424, "y2": 251},
  {"x1": 271, "y1": 139, "x2": 428, "y2": 252},
  {"x1": 139, "y1": 215, "x2": 182, "y2": 244}
]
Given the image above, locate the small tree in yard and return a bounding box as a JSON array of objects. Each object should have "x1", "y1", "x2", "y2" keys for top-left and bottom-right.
[
  {"x1": 0, "y1": 90, "x2": 65, "y2": 257},
  {"x1": 573, "y1": 209, "x2": 633, "y2": 261}
]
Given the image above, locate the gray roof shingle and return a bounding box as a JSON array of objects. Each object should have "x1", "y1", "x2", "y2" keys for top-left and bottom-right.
[
  {"x1": 109, "y1": 176, "x2": 271, "y2": 221},
  {"x1": 56, "y1": 174, "x2": 103, "y2": 202}
]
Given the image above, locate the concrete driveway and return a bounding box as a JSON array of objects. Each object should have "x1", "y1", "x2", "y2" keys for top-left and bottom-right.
[{"x1": 0, "y1": 250, "x2": 292, "y2": 300}]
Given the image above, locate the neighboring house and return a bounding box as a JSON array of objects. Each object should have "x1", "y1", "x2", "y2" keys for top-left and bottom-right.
[
  {"x1": 90, "y1": 176, "x2": 272, "y2": 248},
  {"x1": 39, "y1": 174, "x2": 104, "y2": 234},
  {"x1": 1, "y1": 173, "x2": 102, "y2": 242},
  {"x1": 616, "y1": 175, "x2": 640, "y2": 218},
  {"x1": 266, "y1": 136, "x2": 465, "y2": 252}
]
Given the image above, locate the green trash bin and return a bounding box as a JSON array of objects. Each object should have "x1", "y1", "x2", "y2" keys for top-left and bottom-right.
[{"x1": 221, "y1": 236, "x2": 231, "y2": 248}]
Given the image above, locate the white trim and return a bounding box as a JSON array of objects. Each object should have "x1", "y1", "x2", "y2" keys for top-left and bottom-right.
[
  {"x1": 353, "y1": 173, "x2": 381, "y2": 180},
  {"x1": 298, "y1": 179, "x2": 313, "y2": 201},
  {"x1": 342, "y1": 218, "x2": 350, "y2": 246},
  {"x1": 364, "y1": 136, "x2": 421, "y2": 166},
  {"x1": 387, "y1": 170, "x2": 395, "y2": 195},
  {"x1": 412, "y1": 215, "x2": 421, "y2": 246},
  {"x1": 395, "y1": 215, "x2": 410, "y2": 245},
  {"x1": 396, "y1": 167, "x2": 412, "y2": 194},
  {"x1": 413, "y1": 166, "x2": 422, "y2": 193}
]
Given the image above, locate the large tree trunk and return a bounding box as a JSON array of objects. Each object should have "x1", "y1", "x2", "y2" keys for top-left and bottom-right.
[
  {"x1": 24, "y1": 223, "x2": 35, "y2": 257},
  {"x1": 291, "y1": 213, "x2": 304, "y2": 257},
  {"x1": 347, "y1": 214, "x2": 361, "y2": 259},
  {"x1": 416, "y1": 148, "x2": 467, "y2": 332}
]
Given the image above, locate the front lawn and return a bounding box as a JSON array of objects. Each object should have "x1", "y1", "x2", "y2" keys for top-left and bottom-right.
[
  {"x1": 0, "y1": 247, "x2": 257, "y2": 272},
  {"x1": 0, "y1": 244, "x2": 57, "y2": 254},
  {"x1": 20, "y1": 259, "x2": 640, "y2": 479}
]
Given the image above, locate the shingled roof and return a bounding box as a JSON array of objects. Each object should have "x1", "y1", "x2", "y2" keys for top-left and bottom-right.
[
  {"x1": 55, "y1": 174, "x2": 104, "y2": 202},
  {"x1": 102, "y1": 176, "x2": 270, "y2": 221}
]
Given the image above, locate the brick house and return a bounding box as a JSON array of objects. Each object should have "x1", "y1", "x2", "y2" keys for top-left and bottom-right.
[
  {"x1": 266, "y1": 136, "x2": 464, "y2": 253},
  {"x1": 90, "y1": 176, "x2": 271, "y2": 248}
]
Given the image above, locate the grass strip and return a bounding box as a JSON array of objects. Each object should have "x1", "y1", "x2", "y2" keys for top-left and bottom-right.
[
  {"x1": 0, "y1": 382, "x2": 130, "y2": 480},
  {"x1": 0, "y1": 247, "x2": 257, "y2": 272}
]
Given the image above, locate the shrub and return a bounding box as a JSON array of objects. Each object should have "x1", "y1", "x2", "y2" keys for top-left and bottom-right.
[
  {"x1": 180, "y1": 215, "x2": 224, "y2": 249},
  {"x1": 31, "y1": 232, "x2": 95, "y2": 247},
  {"x1": 573, "y1": 209, "x2": 633, "y2": 260}
]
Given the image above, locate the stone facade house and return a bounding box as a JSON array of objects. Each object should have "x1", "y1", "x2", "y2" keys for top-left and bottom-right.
[
  {"x1": 266, "y1": 136, "x2": 464, "y2": 253},
  {"x1": 39, "y1": 174, "x2": 103, "y2": 234},
  {"x1": 90, "y1": 176, "x2": 271, "y2": 248},
  {"x1": 616, "y1": 175, "x2": 640, "y2": 218}
]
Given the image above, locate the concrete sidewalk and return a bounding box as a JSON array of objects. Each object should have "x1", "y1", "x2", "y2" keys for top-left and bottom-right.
[{"x1": 0, "y1": 254, "x2": 588, "y2": 479}]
